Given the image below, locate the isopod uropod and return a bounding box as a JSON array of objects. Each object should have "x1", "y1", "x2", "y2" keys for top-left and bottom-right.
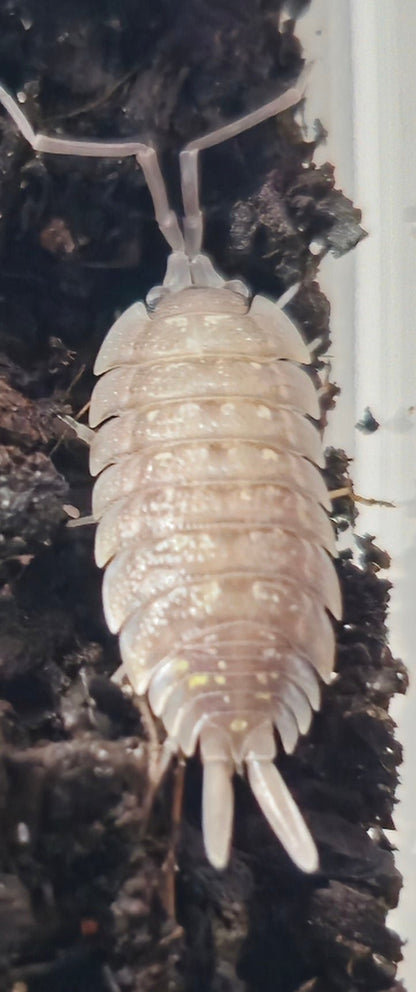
[{"x1": 0, "y1": 65, "x2": 341, "y2": 872}]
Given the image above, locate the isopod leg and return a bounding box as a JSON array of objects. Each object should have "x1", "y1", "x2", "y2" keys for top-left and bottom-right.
[
  {"x1": 111, "y1": 671, "x2": 176, "y2": 802},
  {"x1": 160, "y1": 757, "x2": 186, "y2": 918},
  {"x1": 329, "y1": 485, "x2": 395, "y2": 509},
  {"x1": 0, "y1": 85, "x2": 184, "y2": 254},
  {"x1": 141, "y1": 742, "x2": 184, "y2": 918},
  {"x1": 131, "y1": 699, "x2": 183, "y2": 916},
  {"x1": 59, "y1": 413, "x2": 95, "y2": 446},
  {"x1": 179, "y1": 64, "x2": 311, "y2": 257}
]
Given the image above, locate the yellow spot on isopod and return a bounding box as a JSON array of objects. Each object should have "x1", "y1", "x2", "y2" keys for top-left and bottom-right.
[
  {"x1": 174, "y1": 658, "x2": 189, "y2": 673},
  {"x1": 255, "y1": 692, "x2": 271, "y2": 701},
  {"x1": 256, "y1": 673, "x2": 268, "y2": 684},
  {"x1": 188, "y1": 674, "x2": 209, "y2": 689},
  {"x1": 230, "y1": 718, "x2": 248, "y2": 733},
  {"x1": 214, "y1": 675, "x2": 226, "y2": 685},
  {"x1": 261, "y1": 448, "x2": 278, "y2": 461},
  {"x1": 146, "y1": 408, "x2": 159, "y2": 421},
  {"x1": 240, "y1": 489, "x2": 251, "y2": 502},
  {"x1": 257, "y1": 404, "x2": 272, "y2": 419},
  {"x1": 250, "y1": 361, "x2": 261, "y2": 369},
  {"x1": 218, "y1": 660, "x2": 227, "y2": 670}
]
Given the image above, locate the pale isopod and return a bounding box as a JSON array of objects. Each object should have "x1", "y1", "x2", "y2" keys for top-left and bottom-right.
[{"x1": 0, "y1": 64, "x2": 341, "y2": 872}]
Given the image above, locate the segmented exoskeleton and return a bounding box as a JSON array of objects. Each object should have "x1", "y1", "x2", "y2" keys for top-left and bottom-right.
[{"x1": 0, "y1": 65, "x2": 341, "y2": 872}]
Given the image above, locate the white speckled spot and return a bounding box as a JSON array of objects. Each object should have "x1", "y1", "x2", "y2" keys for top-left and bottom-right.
[
  {"x1": 265, "y1": 649, "x2": 281, "y2": 660},
  {"x1": 171, "y1": 534, "x2": 195, "y2": 551},
  {"x1": 154, "y1": 452, "x2": 173, "y2": 462},
  {"x1": 218, "y1": 660, "x2": 227, "y2": 670},
  {"x1": 199, "y1": 533, "x2": 215, "y2": 550},
  {"x1": 146, "y1": 408, "x2": 159, "y2": 421},
  {"x1": 17, "y1": 822, "x2": 30, "y2": 845},
  {"x1": 190, "y1": 580, "x2": 221, "y2": 614},
  {"x1": 252, "y1": 581, "x2": 268, "y2": 601},
  {"x1": 240, "y1": 489, "x2": 252, "y2": 502},
  {"x1": 257, "y1": 404, "x2": 272, "y2": 419},
  {"x1": 180, "y1": 402, "x2": 200, "y2": 417},
  {"x1": 220, "y1": 402, "x2": 235, "y2": 415},
  {"x1": 261, "y1": 447, "x2": 278, "y2": 461},
  {"x1": 170, "y1": 316, "x2": 188, "y2": 329},
  {"x1": 250, "y1": 362, "x2": 261, "y2": 369}
]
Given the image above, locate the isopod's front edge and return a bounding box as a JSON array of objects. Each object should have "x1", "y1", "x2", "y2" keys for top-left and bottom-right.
[{"x1": 89, "y1": 285, "x2": 341, "y2": 875}]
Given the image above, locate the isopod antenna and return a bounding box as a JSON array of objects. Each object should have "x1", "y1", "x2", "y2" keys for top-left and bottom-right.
[
  {"x1": 179, "y1": 63, "x2": 311, "y2": 260},
  {"x1": 0, "y1": 83, "x2": 185, "y2": 256}
]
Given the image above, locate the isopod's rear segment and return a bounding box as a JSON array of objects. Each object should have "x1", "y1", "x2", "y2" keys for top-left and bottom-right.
[{"x1": 90, "y1": 287, "x2": 341, "y2": 872}]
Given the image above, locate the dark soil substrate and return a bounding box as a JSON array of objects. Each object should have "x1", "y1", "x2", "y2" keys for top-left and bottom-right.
[{"x1": 0, "y1": 2, "x2": 406, "y2": 991}]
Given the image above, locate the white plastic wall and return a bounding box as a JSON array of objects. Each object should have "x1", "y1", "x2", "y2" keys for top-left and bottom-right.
[{"x1": 294, "y1": 0, "x2": 416, "y2": 982}]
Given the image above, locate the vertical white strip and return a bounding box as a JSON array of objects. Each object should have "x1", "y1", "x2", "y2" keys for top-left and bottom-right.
[
  {"x1": 297, "y1": 0, "x2": 357, "y2": 456},
  {"x1": 299, "y1": 1, "x2": 416, "y2": 981},
  {"x1": 351, "y1": 4, "x2": 416, "y2": 977}
]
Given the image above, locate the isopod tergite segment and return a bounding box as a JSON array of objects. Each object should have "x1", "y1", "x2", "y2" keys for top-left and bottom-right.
[{"x1": 0, "y1": 64, "x2": 341, "y2": 872}]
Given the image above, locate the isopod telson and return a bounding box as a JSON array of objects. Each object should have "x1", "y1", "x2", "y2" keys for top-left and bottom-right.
[{"x1": 0, "y1": 64, "x2": 341, "y2": 872}]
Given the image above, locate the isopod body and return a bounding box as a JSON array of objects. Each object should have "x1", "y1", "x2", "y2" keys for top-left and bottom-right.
[
  {"x1": 0, "y1": 67, "x2": 341, "y2": 873},
  {"x1": 89, "y1": 286, "x2": 341, "y2": 871}
]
